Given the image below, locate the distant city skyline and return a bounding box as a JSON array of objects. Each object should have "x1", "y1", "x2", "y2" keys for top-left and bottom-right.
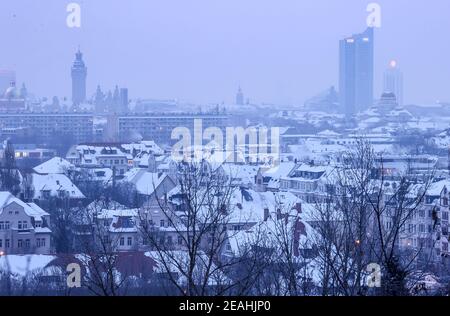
[{"x1": 0, "y1": 0, "x2": 449, "y2": 105}]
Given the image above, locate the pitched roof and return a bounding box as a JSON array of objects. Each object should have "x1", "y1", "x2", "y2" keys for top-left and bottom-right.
[
  {"x1": 31, "y1": 174, "x2": 85, "y2": 199},
  {"x1": 0, "y1": 191, "x2": 49, "y2": 220},
  {"x1": 33, "y1": 157, "x2": 74, "y2": 174}
]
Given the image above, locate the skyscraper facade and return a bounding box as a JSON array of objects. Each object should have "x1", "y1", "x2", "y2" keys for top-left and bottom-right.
[
  {"x1": 383, "y1": 60, "x2": 404, "y2": 106},
  {"x1": 71, "y1": 49, "x2": 87, "y2": 105},
  {"x1": 120, "y1": 88, "x2": 129, "y2": 113},
  {"x1": 339, "y1": 27, "x2": 374, "y2": 117}
]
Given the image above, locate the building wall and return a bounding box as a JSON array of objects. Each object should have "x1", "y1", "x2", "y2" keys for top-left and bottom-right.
[
  {"x1": 0, "y1": 202, "x2": 51, "y2": 255},
  {"x1": 0, "y1": 113, "x2": 93, "y2": 143},
  {"x1": 118, "y1": 114, "x2": 228, "y2": 145}
]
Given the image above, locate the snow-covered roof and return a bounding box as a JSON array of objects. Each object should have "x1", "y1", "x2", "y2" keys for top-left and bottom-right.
[
  {"x1": 227, "y1": 189, "x2": 301, "y2": 224},
  {"x1": 0, "y1": 255, "x2": 56, "y2": 277},
  {"x1": 222, "y1": 164, "x2": 259, "y2": 186},
  {"x1": 317, "y1": 130, "x2": 341, "y2": 137},
  {"x1": 33, "y1": 157, "x2": 74, "y2": 174},
  {"x1": 226, "y1": 213, "x2": 318, "y2": 258},
  {"x1": 32, "y1": 173, "x2": 85, "y2": 200},
  {"x1": 97, "y1": 208, "x2": 139, "y2": 219},
  {"x1": 0, "y1": 191, "x2": 49, "y2": 221},
  {"x1": 427, "y1": 180, "x2": 450, "y2": 197},
  {"x1": 123, "y1": 168, "x2": 174, "y2": 196},
  {"x1": 98, "y1": 209, "x2": 139, "y2": 233},
  {"x1": 263, "y1": 162, "x2": 297, "y2": 189},
  {"x1": 121, "y1": 141, "x2": 164, "y2": 156}
]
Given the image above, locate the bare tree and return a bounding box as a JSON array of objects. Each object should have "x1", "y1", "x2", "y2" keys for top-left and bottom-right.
[
  {"x1": 312, "y1": 139, "x2": 436, "y2": 296},
  {"x1": 140, "y1": 161, "x2": 251, "y2": 296}
]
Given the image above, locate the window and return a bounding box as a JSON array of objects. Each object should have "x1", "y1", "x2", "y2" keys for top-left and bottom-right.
[
  {"x1": 5, "y1": 239, "x2": 10, "y2": 248},
  {"x1": 0, "y1": 239, "x2": 2, "y2": 247},
  {"x1": 177, "y1": 236, "x2": 183, "y2": 245},
  {"x1": 0, "y1": 222, "x2": 3, "y2": 230},
  {"x1": 419, "y1": 224, "x2": 425, "y2": 233},
  {"x1": 25, "y1": 239, "x2": 30, "y2": 248},
  {"x1": 127, "y1": 237, "x2": 132, "y2": 246},
  {"x1": 120, "y1": 237, "x2": 125, "y2": 246},
  {"x1": 167, "y1": 236, "x2": 172, "y2": 244},
  {"x1": 37, "y1": 238, "x2": 46, "y2": 247},
  {"x1": 160, "y1": 220, "x2": 165, "y2": 228},
  {"x1": 18, "y1": 221, "x2": 27, "y2": 230},
  {"x1": 18, "y1": 239, "x2": 23, "y2": 248}
]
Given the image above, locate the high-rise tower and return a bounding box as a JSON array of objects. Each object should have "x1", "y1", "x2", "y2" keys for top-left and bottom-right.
[
  {"x1": 383, "y1": 60, "x2": 404, "y2": 106},
  {"x1": 339, "y1": 27, "x2": 374, "y2": 118},
  {"x1": 236, "y1": 86, "x2": 244, "y2": 105},
  {"x1": 71, "y1": 49, "x2": 87, "y2": 105}
]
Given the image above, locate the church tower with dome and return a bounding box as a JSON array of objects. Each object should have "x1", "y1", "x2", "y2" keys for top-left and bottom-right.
[
  {"x1": 71, "y1": 48, "x2": 87, "y2": 105},
  {"x1": 0, "y1": 81, "x2": 26, "y2": 112}
]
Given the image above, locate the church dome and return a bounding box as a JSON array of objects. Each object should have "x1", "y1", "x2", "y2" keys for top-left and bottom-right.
[{"x1": 4, "y1": 85, "x2": 20, "y2": 99}]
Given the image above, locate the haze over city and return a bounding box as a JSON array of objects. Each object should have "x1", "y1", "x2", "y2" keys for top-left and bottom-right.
[{"x1": 0, "y1": 0, "x2": 449, "y2": 105}]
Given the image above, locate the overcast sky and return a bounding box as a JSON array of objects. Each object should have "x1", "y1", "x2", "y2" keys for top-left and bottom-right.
[{"x1": 0, "y1": 0, "x2": 449, "y2": 106}]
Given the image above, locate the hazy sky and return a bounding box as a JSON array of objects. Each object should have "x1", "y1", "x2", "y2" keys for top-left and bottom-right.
[{"x1": 0, "y1": 0, "x2": 449, "y2": 106}]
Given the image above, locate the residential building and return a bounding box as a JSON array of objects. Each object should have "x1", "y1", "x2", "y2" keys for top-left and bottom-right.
[{"x1": 0, "y1": 192, "x2": 52, "y2": 255}]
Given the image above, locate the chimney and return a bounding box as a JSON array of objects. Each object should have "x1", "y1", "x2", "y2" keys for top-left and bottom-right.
[
  {"x1": 264, "y1": 208, "x2": 270, "y2": 222},
  {"x1": 293, "y1": 203, "x2": 302, "y2": 214},
  {"x1": 276, "y1": 209, "x2": 282, "y2": 220}
]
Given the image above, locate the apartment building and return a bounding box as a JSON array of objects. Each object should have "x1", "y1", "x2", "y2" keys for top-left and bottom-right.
[
  {"x1": 118, "y1": 113, "x2": 228, "y2": 145},
  {"x1": 0, "y1": 112, "x2": 93, "y2": 143}
]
